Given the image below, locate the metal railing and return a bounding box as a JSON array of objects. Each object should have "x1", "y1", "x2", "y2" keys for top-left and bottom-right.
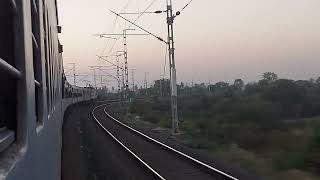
[
  {"x1": 10, "y1": 0, "x2": 17, "y2": 13},
  {"x1": 31, "y1": 0, "x2": 38, "y2": 14},
  {"x1": 34, "y1": 79, "x2": 41, "y2": 87},
  {"x1": 0, "y1": 58, "x2": 22, "y2": 79},
  {"x1": 0, "y1": 126, "x2": 15, "y2": 153},
  {"x1": 32, "y1": 33, "x2": 39, "y2": 51},
  {"x1": 0, "y1": 57, "x2": 19, "y2": 153},
  {"x1": 0, "y1": 0, "x2": 20, "y2": 153}
]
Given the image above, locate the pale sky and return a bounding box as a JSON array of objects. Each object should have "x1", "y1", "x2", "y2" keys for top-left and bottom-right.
[{"x1": 57, "y1": 0, "x2": 320, "y2": 88}]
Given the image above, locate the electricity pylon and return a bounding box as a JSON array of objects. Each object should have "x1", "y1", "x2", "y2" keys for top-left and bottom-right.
[
  {"x1": 109, "y1": 0, "x2": 194, "y2": 133},
  {"x1": 166, "y1": 0, "x2": 179, "y2": 133}
]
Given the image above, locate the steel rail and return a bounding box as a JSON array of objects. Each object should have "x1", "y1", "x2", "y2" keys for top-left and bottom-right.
[
  {"x1": 103, "y1": 106, "x2": 239, "y2": 180},
  {"x1": 92, "y1": 104, "x2": 165, "y2": 180}
]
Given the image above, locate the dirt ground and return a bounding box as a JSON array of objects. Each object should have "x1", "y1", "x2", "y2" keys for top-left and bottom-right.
[{"x1": 61, "y1": 102, "x2": 155, "y2": 180}]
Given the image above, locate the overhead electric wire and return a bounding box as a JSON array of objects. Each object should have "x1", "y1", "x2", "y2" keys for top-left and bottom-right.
[
  {"x1": 180, "y1": 0, "x2": 194, "y2": 13},
  {"x1": 103, "y1": 0, "x2": 158, "y2": 56},
  {"x1": 96, "y1": 55, "x2": 124, "y2": 70},
  {"x1": 100, "y1": 0, "x2": 130, "y2": 55},
  {"x1": 121, "y1": 0, "x2": 131, "y2": 12},
  {"x1": 78, "y1": 74, "x2": 90, "y2": 82},
  {"x1": 98, "y1": 34, "x2": 150, "y2": 36},
  {"x1": 101, "y1": 3, "x2": 125, "y2": 55},
  {"x1": 64, "y1": 68, "x2": 73, "y2": 74},
  {"x1": 119, "y1": 11, "x2": 164, "y2": 15},
  {"x1": 97, "y1": 0, "x2": 160, "y2": 86},
  {"x1": 105, "y1": 0, "x2": 194, "y2": 60},
  {"x1": 101, "y1": 17, "x2": 119, "y2": 54},
  {"x1": 100, "y1": 69, "x2": 118, "y2": 80},
  {"x1": 131, "y1": 0, "x2": 157, "y2": 25},
  {"x1": 109, "y1": 9, "x2": 166, "y2": 43}
]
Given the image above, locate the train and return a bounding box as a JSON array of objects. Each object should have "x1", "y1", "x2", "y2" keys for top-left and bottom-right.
[{"x1": 0, "y1": 0, "x2": 96, "y2": 179}]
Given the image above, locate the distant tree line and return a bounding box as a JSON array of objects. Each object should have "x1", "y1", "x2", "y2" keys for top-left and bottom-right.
[
  {"x1": 176, "y1": 72, "x2": 320, "y2": 124},
  {"x1": 133, "y1": 72, "x2": 320, "y2": 124}
]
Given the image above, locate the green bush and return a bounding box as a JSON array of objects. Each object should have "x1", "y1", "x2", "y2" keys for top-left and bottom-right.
[
  {"x1": 231, "y1": 100, "x2": 282, "y2": 125},
  {"x1": 143, "y1": 113, "x2": 161, "y2": 124},
  {"x1": 272, "y1": 151, "x2": 306, "y2": 170}
]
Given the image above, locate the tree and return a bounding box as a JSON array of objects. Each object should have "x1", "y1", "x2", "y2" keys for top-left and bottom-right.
[
  {"x1": 180, "y1": 82, "x2": 184, "y2": 88},
  {"x1": 263, "y1": 79, "x2": 306, "y2": 104},
  {"x1": 214, "y1": 82, "x2": 229, "y2": 90},
  {"x1": 263, "y1": 79, "x2": 306, "y2": 117},
  {"x1": 316, "y1": 77, "x2": 320, "y2": 85},
  {"x1": 211, "y1": 82, "x2": 233, "y2": 97},
  {"x1": 244, "y1": 82, "x2": 261, "y2": 95},
  {"x1": 263, "y1": 72, "x2": 278, "y2": 84},
  {"x1": 309, "y1": 78, "x2": 315, "y2": 84},
  {"x1": 234, "y1": 79, "x2": 244, "y2": 90}
]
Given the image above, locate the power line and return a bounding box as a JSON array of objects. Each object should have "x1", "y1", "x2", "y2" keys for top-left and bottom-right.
[
  {"x1": 109, "y1": 9, "x2": 167, "y2": 44},
  {"x1": 101, "y1": 0, "x2": 130, "y2": 55},
  {"x1": 68, "y1": 63, "x2": 76, "y2": 86},
  {"x1": 78, "y1": 74, "x2": 90, "y2": 82},
  {"x1": 96, "y1": 55, "x2": 124, "y2": 70},
  {"x1": 64, "y1": 68, "x2": 73, "y2": 74},
  {"x1": 102, "y1": 0, "x2": 158, "y2": 57},
  {"x1": 131, "y1": 0, "x2": 157, "y2": 25},
  {"x1": 95, "y1": 33, "x2": 150, "y2": 36},
  {"x1": 180, "y1": 0, "x2": 194, "y2": 13},
  {"x1": 101, "y1": 16, "x2": 119, "y2": 54},
  {"x1": 100, "y1": 68, "x2": 118, "y2": 80},
  {"x1": 119, "y1": 11, "x2": 165, "y2": 15}
]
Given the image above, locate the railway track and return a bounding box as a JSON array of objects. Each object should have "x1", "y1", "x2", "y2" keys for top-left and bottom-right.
[{"x1": 92, "y1": 104, "x2": 239, "y2": 180}]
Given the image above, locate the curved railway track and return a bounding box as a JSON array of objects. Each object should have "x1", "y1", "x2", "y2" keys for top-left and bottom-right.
[{"x1": 92, "y1": 104, "x2": 239, "y2": 180}]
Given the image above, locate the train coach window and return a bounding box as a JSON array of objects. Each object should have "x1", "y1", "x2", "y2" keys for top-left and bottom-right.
[
  {"x1": 42, "y1": 4, "x2": 52, "y2": 116},
  {"x1": 31, "y1": 0, "x2": 44, "y2": 125},
  {"x1": 0, "y1": 0, "x2": 19, "y2": 152}
]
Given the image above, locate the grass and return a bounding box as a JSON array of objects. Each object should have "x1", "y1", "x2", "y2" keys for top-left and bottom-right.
[{"x1": 125, "y1": 100, "x2": 320, "y2": 180}]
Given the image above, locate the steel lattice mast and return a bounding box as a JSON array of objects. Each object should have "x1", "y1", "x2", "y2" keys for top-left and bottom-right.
[
  {"x1": 123, "y1": 29, "x2": 129, "y2": 101},
  {"x1": 167, "y1": 0, "x2": 179, "y2": 133}
]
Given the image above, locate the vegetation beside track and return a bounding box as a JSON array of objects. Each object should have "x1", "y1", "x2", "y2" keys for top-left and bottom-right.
[{"x1": 114, "y1": 73, "x2": 320, "y2": 180}]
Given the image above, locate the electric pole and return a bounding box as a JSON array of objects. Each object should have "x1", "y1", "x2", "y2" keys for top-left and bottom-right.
[
  {"x1": 99, "y1": 61, "x2": 103, "y2": 88},
  {"x1": 68, "y1": 63, "x2": 76, "y2": 86},
  {"x1": 97, "y1": 30, "x2": 145, "y2": 102},
  {"x1": 116, "y1": 56, "x2": 121, "y2": 100},
  {"x1": 122, "y1": 29, "x2": 135, "y2": 101},
  {"x1": 82, "y1": 80, "x2": 90, "y2": 87},
  {"x1": 160, "y1": 75, "x2": 163, "y2": 97},
  {"x1": 144, "y1": 72, "x2": 149, "y2": 96},
  {"x1": 109, "y1": 0, "x2": 195, "y2": 133},
  {"x1": 97, "y1": 53, "x2": 125, "y2": 103},
  {"x1": 121, "y1": 63, "x2": 125, "y2": 102},
  {"x1": 131, "y1": 68, "x2": 136, "y2": 94},
  {"x1": 167, "y1": 0, "x2": 179, "y2": 133},
  {"x1": 91, "y1": 68, "x2": 97, "y2": 89},
  {"x1": 123, "y1": 29, "x2": 130, "y2": 101}
]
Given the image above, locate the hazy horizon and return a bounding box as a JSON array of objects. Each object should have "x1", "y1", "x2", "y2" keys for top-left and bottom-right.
[{"x1": 57, "y1": 0, "x2": 320, "y2": 88}]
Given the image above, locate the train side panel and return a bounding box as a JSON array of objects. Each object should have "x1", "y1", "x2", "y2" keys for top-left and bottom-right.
[{"x1": 0, "y1": 0, "x2": 96, "y2": 180}]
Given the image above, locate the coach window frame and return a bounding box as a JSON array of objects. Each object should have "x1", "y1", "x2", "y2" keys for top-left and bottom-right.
[
  {"x1": 46, "y1": 8, "x2": 53, "y2": 116},
  {"x1": 0, "y1": 0, "x2": 19, "y2": 153},
  {"x1": 31, "y1": 0, "x2": 46, "y2": 129},
  {"x1": 0, "y1": 0, "x2": 33, "y2": 152}
]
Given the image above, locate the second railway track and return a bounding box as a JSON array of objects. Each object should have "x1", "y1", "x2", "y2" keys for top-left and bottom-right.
[{"x1": 92, "y1": 104, "x2": 239, "y2": 180}]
